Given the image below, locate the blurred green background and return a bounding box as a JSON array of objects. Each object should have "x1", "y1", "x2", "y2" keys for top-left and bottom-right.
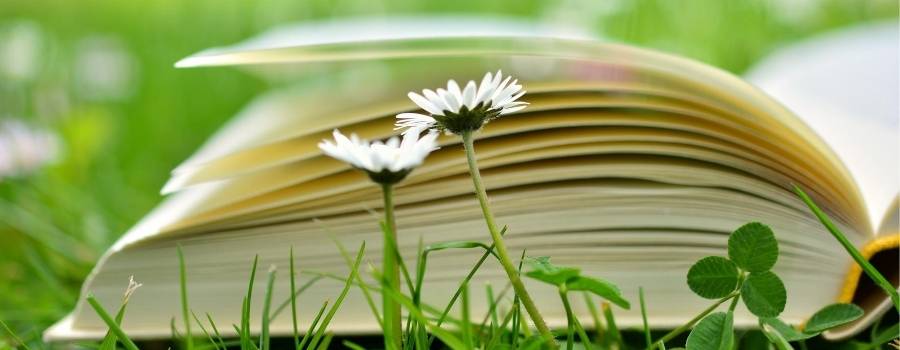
[{"x1": 0, "y1": 0, "x2": 897, "y2": 347}]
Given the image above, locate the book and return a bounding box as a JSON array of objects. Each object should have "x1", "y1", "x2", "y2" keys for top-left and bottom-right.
[{"x1": 46, "y1": 17, "x2": 899, "y2": 342}]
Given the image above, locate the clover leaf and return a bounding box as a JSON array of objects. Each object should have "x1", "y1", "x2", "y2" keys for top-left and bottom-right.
[
  {"x1": 804, "y1": 303, "x2": 864, "y2": 333},
  {"x1": 687, "y1": 256, "x2": 740, "y2": 299},
  {"x1": 728, "y1": 222, "x2": 779, "y2": 273},
  {"x1": 685, "y1": 311, "x2": 734, "y2": 350},
  {"x1": 741, "y1": 271, "x2": 786, "y2": 317}
]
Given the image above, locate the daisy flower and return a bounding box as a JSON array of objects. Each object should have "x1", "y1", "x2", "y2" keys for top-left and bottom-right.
[
  {"x1": 318, "y1": 127, "x2": 438, "y2": 184},
  {"x1": 396, "y1": 70, "x2": 528, "y2": 135}
]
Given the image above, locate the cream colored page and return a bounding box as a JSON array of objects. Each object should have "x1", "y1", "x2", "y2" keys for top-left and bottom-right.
[
  {"x1": 748, "y1": 22, "x2": 899, "y2": 231},
  {"x1": 172, "y1": 31, "x2": 871, "y2": 233},
  {"x1": 56, "y1": 181, "x2": 852, "y2": 340}
]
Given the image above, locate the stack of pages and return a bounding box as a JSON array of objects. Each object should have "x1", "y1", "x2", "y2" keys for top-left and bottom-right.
[{"x1": 46, "y1": 18, "x2": 898, "y2": 341}]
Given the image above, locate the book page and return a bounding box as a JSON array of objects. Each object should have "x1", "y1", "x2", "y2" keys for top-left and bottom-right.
[{"x1": 748, "y1": 22, "x2": 899, "y2": 232}]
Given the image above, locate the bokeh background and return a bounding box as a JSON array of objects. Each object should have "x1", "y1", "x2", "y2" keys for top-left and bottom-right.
[{"x1": 1, "y1": 0, "x2": 897, "y2": 346}]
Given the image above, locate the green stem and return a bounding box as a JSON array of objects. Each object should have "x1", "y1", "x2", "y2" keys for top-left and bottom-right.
[
  {"x1": 461, "y1": 131, "x2": 556, "y2": 348},
  {"x1": 648, "y1": 292, "x2": 738, "y2": 350},
  {"x1": 559, "y1": 286, "x2": 575, "y2": 350},
  {"x1": 794, "y1": 186, "x2": 900, "y2": 313},
  {"x1": 728, "y1": 273, "x2": 745, "y2": 313},
  {"x1": 381, "y1": 184, "x2": 402, "y2": 350}
]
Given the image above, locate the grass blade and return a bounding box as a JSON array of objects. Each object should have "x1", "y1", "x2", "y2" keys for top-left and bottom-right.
[
  {"x1": 191, "y1": 310, "x2": 221, "y2": 350},
  {"x1": 377, "y1": 275, "x2": 468, "y2": 350},
  {"x1": 461, "y1": 282, "x2": 473, "y2": 349},
  {"x1": 640, "y1": 287, "x2": 651, "y2": 348},
  {"x1": 99, "y1": 276, "x2": 141, "y2": 350},
  {"x1": 308, "y1": 242, "x2": 366, "y2": 350},
  {"x1": 342, "y1": 339, "x2": 366, "y2": 350},
  {"x1": 86, "y1": 295, "x2": 139, "y2": 350},
  {"x1": 794, "y1": 186, "x2": 900, "y2": 312},
  {"x1": 172, "y1": 317, "x2": 182, "y2": 341},
  {"x1": 330, "y1": 236, "x2": 383, "y2": 329},
  {"x1": 486, "y1": 300, "x2": 519, "y2": 349},
  {"x1": 0, "y1": 319, "x2": 31, "y2": 350},
  {"x1": 260, "y1": 265, "x2": 276, "y2": 350},
  {"x1": 573, "y1": 315, "x2": 593, "y2": 350},
  {"x1": 316, "y1": 332, "x2": 334, "y2": 350},
  {"x1": 602, "y1": 302, "x2": 622, "y2": 349},
  {"x1": 271, "y1": 275, "x2": 322, "y2": 320},
  {"x1": 486, "y1": 283, "x2": 499, "y2": 337},
  {"x1": 583, "y1": 293, "x2": 604, "y2": 345},
  {"x1": 242, "y1": 255, "x2": 260, "y2": 350},
  {"x1": 289, "y1": 248, "x2": 300, "y2": 350},
  {"x1": 178, "y1": 245, "x2": 194, "y2": 350},
  {"x1": 298, "y1": 301, "x2": 329, "y2": 350},
  {"x1": 239, "y1": 297, "x2": 250, "y2": 350},
  {"x1": 424, "y1": 227, "x2": 508, "y2": 347},
  {"x1": 205, "y1": 313, "x2": 227, "y2": 349},
  {"x1": 478, "y1": 284, "x2": 511, "y2": 337}
]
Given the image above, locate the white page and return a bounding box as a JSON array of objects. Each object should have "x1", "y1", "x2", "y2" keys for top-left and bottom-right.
[{"x1": 747, "y1": 21, "x2": 900, "y2": 231}]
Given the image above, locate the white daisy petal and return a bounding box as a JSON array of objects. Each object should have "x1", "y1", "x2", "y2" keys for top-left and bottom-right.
[
  {"x1": 385, "y1": 136, "x2": 400, "y2": 149},
  {"x1": 490, "y1": 76, "x2": 513, "y2": 102},
  {"x1": 447, "y1": 80, "x2": 463, "y2": 104},
  {"x1": 501, "y1": 104, "x2": 528, "y2": 114},
  {"x1": 461, "y1": 81, "x2": 477, "y2": 109},
  {"x1": 475, "y1": 71, "x2": 495, "y2": 103},
  {"x1": 395, "y1": 113, "x2": 436, "y2": 131},
  {"x1": 437, "y1": 88, "x2": 460, "y2": 111},
  {"x1": 422, "y1": 89, "x2": 448, "y2": 115},
  {"x1": 494, "y1": 88, "x2": 526, "y2": 108},
  {"x1": 408, "y1": 92, "x2": 443, "y2": 115}
]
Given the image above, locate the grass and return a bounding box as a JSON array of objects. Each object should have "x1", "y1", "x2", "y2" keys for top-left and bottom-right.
[{"x1": 0, "y1": 0, "x2": 898, "y2": 348}]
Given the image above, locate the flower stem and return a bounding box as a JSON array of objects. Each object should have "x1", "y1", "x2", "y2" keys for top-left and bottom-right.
[
  {"x1": 647, "y1": 291, "x2": 738, "y2": 350},
  {"x1": 461, "y1": 131, "x2": 556, "y2": 348},
  {"x1": 381, "y1": 184, "x2": 402, "y2": 350}
]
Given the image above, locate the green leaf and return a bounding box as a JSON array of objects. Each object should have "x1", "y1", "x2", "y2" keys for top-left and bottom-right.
[
  {"x1": 728, "y1": 222, "x2": 779, "y2": 273},
  {"x1": 566, "y1": 276, "x2": 630, "y2": 309},
  {"x1": 741, "y1": 271, "x2": 786, "y2": 317},
  {"x1": 804, "y1": 303, "x2": 864, "y2": 333},
  {"x1": 761, "y1": 318, "x2": 816, "y2": 341},
  {"x1": 525, "y1": 256, "x2": 580, "y2": 286},
  {"x1": 760, "y1": 320, "x2": 794, "y2": 350},
  {"x1": 685, "y1": 311, "x2": 734, "y2": 350},
  {"x1": 687, "y1": 256, "x2": 740, "y2": 299}
]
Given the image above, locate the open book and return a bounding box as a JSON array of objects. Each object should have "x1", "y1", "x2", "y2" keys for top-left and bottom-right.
[{"x1": 46, "y1": 18, "x2": 899, "y2": 342}]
